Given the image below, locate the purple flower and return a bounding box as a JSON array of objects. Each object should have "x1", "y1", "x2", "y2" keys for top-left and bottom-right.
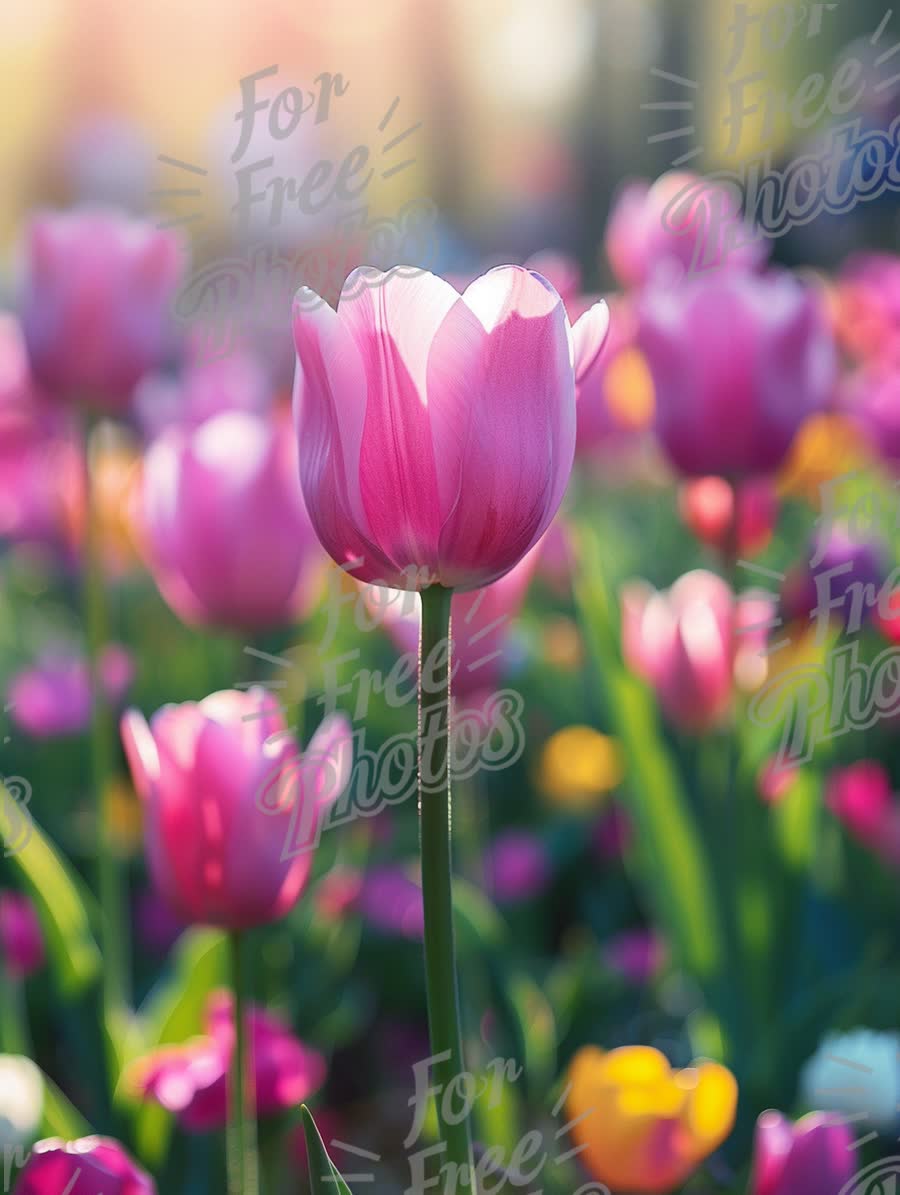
[
  {"x1": 638, "y1": 269, "x2": 835, "y2": 477},
  {"x1": 8, "y1": 645, "x2": 134, "y2": 739},
  {"x1": 751, "y1": 1111, "x2": 855, "y2": 1195},
  {"x1": 483, "y1": 830, "x2": 551, "y2": 904},
  {"x1": 358, "y1": 866, "x2": 425, "y2": 939}
]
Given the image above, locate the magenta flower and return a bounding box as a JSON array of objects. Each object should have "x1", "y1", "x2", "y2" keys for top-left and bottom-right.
[
  {"x1": 847, "y1": 365, "x2": 900, "y2": 463},
  {"x1": 292, "y1": 266, "x2": 608, "y2": 590},
  {"x1": 603, "y1": 929, "x2": 666, "y2": 986},
  {"x1": 0, "y1": 891, "x2": 45, "y2": 978},
  {"x1": 621, "y1": 571, "x2": 773, "y2": 732},
  {"x1": 20, "y1": 207, "x2": 183, "y2": 411},
  {"x1": 837, "y1": 252, "x2": 900, "y2": 365},
  {"x1": 0, "y1": 315, "x2": 82, "y2": 551},
  {"x1": 132, "y1": 990, "x2": 326, "y2": 1131},
  {"x1": 120, "y1": 689, "x2": 352, "y2": 930},
  {"x1": 139, "y1": 409, "x2": 325, "y2": 631},
  {"x1": 8, "y1": 645, "x2": 133, "y2": 739},
  {"x1": 638, "y1": 269, "x2": 835, "y2": 477},
  {"x1": 825, "y1": 762, "x2": 900, "y2": 864},
  {"x1": 591, "y1": 804, "x2": 633, "y2": 862},
  {"x1": 751, "y1": 1111, "x2": 855, "y2": 1195},
  {"x1": 678, "y1": 477, "x2": 778, "y2": 559},
  {"x1": 483, "y1": 830, "x2": 551, "y2": 904},
  {"x1": 358, "y1": 865, "x2": 425, "y2": 939},
  {"x1": 605, "y1": 172, "x2": 767, "y2": 290},
  {"x1": 13, "y1": 1137, "x2": 155, "y2": 1195}
]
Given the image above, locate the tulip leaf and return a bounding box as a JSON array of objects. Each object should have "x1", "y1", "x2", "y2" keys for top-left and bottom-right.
[
  {"x1": 129, "y1": 929, "x2": 228, "y2": 1166},
  {"x1": 573, "y1": 527, "x2": 724, "y2": 981},
  {"x1": 0, "y1": 785, "x2": 101, "y2": 995},
  {"x1": 302, "y1": 1104, "x2": 354, "y2": 1195},
  {"x1": 40, "y1": 1069, "x2": 92, "y2": 1139}
]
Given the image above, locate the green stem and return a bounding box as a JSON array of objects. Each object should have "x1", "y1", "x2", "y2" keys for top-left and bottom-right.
[
  {"x1": 82, "y1": 419, "x2": 129, "y2": 1018},
  {"x1": 418, "y1": 585, "x2": 475, "y2": 1194},
  {"x1": 228, "y1": 930, "x2": 259, "y2": 1195},
  {"x1": 0, "y1": 959, "x2": 28, "y2": 1056}
]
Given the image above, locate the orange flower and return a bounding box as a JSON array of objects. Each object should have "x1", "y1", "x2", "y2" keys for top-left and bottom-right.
[{"x1": 565, "y1": 1045, "x2": 737, "y2": 1193}]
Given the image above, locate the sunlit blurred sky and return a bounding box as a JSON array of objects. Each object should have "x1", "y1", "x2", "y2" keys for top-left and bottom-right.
[{"x1": 0, "y1": 0, "x2": 896, "y2": 283}]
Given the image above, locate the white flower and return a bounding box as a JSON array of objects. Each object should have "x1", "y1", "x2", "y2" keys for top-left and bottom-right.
[{"x1": 801, "y1": 1029, "x2": 900, "y2": 1133}]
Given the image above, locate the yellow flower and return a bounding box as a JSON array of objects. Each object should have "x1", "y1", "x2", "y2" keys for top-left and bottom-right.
[
  {"x1": 777, "y1": 414, "x2": 869, "y2": 504},
  {"x1": 565, "y1": 1045, "x2": 737, "y2": 1193},
  {"x1": 605, "y1": 347, "x2": 656, "y2": 431},
  {"x1": 537, "y1": 726, "x2": 623, "y2": 811}
]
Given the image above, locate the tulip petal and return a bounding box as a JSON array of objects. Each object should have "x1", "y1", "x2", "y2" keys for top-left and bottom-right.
[
  {"x1": 338, "y1": 268, "x2": 463, "y2": 576},
  {"x1": 752, "y1": 1110, "x2": 794, "y2": 1195},
  {"x1": 438, "y1": 267, "x2": 575, "y2": 589},
  {"x1": 293, "y1": 290, "x2": 402, "y2": 584},
  {"x1": 120, "y1": 709, "x2": 159, "y2": 804},
  {"x1": 572, "y1": 300, "x2": 611, "y2": 383}
]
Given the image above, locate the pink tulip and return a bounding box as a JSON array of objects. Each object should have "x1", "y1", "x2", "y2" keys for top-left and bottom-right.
[
  {"x1": 846, "y1": 365, "x2": 900, "y2": 464},
  {"x1": 836, "y1": 252, "x2": 900, "y2": 365},
  {"x1": 621, "y1": 570, "x2": 773, "y2": 732},
  {"x1": 678, "y1": 477, "x2": 778, "y2": 558},
  {"x1": 139, "y1": 408, "x2": 325, "y2": 631},
  {"x1": 825, "y1": 761, "x2": 900, "y2": 861},
  {"x1": 8, "y1": 645, "x2": 134, "y2": 739},
  {"x1": 757, "y1": 758, "x2": 798, "y2": 805},
  {"x1": 638, "y1": 269, "x2": 835, "y2": 477},
  {"x1": 0, "y1": 315, "x2": 82, "y2": 551},
  {"x1": 120, "y1": 689, "x2": 352, "y2": 930},
  {"x1": 292, "y1": 266, "x2": 609, "y2": 590},
  {"x1": 20, "y1": 207, "x2": 183, "y2": 411},
  {"x1": 133, "y1": 990, "x2": 326, "y2": 1131},
  {"x1": 605, "y1": 172, "x2": 768, "y2": 290},
  {"x1": 364, "y1": 539, "x2": 541, "y2": 698},
  {"x1": 751, "y1": 1111, "x2": 855, "y2": 1195},
  {"x1": 0, "y1": 891, "x2": 45, "y2": 978},
  {"x1": 13, "y1": 1137, "x2": 155, "y2": 1195}
]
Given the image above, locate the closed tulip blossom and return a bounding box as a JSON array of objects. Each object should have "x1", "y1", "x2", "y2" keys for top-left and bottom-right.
[
  {"x1": 638, "y1": 269, "x2": 836, "y2": 477},
  {"x1": 565, "y1": 1045, "x2": 737, "y2": 1193},
  {"x1": 825, "y1": 761, "x2": 900, "y2": 865},
  {"x1": 751, "y1": 1111, "x2": 855, "y2": 1195},
  {"x1": 292, "y1": 265, "x2": 609, "y2": 591},
  {"x1": 622, "y1": 571, "x2": 774, "y2": 731},
  {"x1": 131, "y1": 990, "x2": 326, "y2": 1131},
  {"x1": 120, "y1": 689, "x2": 352, "y2": 930},
  {"x1": 836, "y1": 252, "x2": 900, "y2": 365},
  {"x1": 20, "y1": 208, "x2": 183, "y2": 411},
  {"x1": 139, "y1": 409, "x2": 325, "y2": 631},
  {"x1": 678, "y1": 477, "x2": 778, "y2": 558},
  {"x1": 13, "y1": 1137, "x2": 155, "y2": 1195}
]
